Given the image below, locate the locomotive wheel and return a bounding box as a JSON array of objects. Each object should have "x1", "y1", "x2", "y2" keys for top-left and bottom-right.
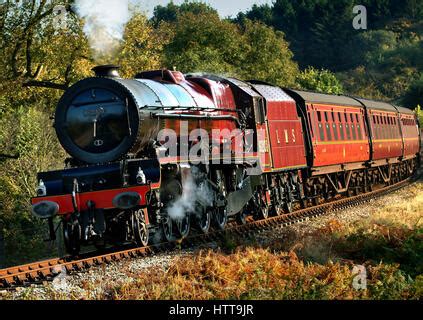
[
  {"x1": 133, "y1": 210, "x2": 149, "y2": 247},
  {"x1": 284, "y1": 200, "x2": 293, "y2": 213},
  {"x1": 197, "y1": 209, "x2": 211, "y2": 234},
  {"x1": 162, "y1": 216, "x2": 174, "y2": 242},
  {"x1": 253, "y1": 190, "x2": 269, "y2": 220},
  {"x1": 271, "y1": 204, "x2": 282, "y2": 216},
  {"x1": 214, "y1": 207, "x2": 228, "y2": 230},
  {"x1": 284, "y1": 183, "x2": 294, "y2": 213},
  {"x1": 63, "y1": 217, "x2": 81, "y2": 256},
  {"x1": 257, "y1": 206, "x2": 269, "y2": 220},
  {"x1": 236, "y1": 208, "x2": 249, "y2": 225},
  {"x1": 323, "y1": 183, "x2": 330, "y2": 200},
  {"x1": 175, "y1": 215, "x2": 190, "y2": 239},
  {"x1": 299, "y1": 198, "x2": 307, "y2": 209}
]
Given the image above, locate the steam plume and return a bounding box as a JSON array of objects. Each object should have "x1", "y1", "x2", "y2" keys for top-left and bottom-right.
[
  {"x1": 74, "y1": 0, "x2": 132, "y2": 58},
  {"x1": 167, "y1": 167, "x2": 214, "y2": 221}
]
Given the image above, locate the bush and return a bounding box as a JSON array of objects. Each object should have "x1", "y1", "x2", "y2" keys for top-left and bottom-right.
[
  {"x1": 0, "y1": 107, "x2": 65, "y2": 267},
  {"x1": 296, "y1": 67, "x2": 344, "y2": 94}
]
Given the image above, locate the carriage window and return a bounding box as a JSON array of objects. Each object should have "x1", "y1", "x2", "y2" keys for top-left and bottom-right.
[
  {"x1": 331, "y1": 112, "x2": 336, "y2": 122},
  {"x1": 357, "y1": 122, "x2": 362, "y2": 140},
  {"x1": 379, "y1": 116, "x2": 383, "y2": 139},
  {"x1": 346, "y1": 123, "x2": 351, "y2": 140},
  {"x1": 351, "y1": 122, "x2": 357, "y2": 140},
  {"x1": 392, "y1": 117, "x2": 396, "y2": 138},
  {"x1": 380, "y1": 116, "x2": 385, "y2": 139},
  {"x1": 317, "y1": 111, "x2": 325, "y2": 141},
  {"x1": 326, "y1": 122, "x2": 332, "y2": 141},
  {"x1": 324, "y1": 112, "x2": 331, "y2": 141},
  {"x1": 389, "y1": 117, "x2": 395, "y2": 139},
  {"x1": 373, "y1": 116, "x2": 379, "y2": 139},
  {"x1": 339, "y1": 123, "x2": 345, "y2": 140},
  {"x1": 338, "y1": 112, "x2": 342, "y2": 122},
  {"x1": 383, "y1": 116, "x2": 388, "y2": 138},
  {"x1": 318, "y1": 123, "x2": 325, "y2": 141},
  {"x1": 332, "y1": 123, "x2": 338, "y2": 140}
]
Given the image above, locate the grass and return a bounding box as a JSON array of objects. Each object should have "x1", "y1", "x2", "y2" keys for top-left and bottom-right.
[{"x1": 99, "y1": 180, "x2": 423, "y2": 300}]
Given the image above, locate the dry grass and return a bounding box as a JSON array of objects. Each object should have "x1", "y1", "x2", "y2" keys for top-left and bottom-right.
[
  {"x1": 97, "y1": 181, "x2": 423, "y2": 300},
  {"x1": 101, "y1": 248, "x2": 420, "y2": 300}
]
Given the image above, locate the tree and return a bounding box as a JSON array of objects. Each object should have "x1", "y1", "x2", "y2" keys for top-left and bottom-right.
[
  {"x1": 235, "y1": 3, "x2": 273, "y2": 26},
  {"x1": 344, "y1": 30, "x2": 398, "y2": 70},
  {"x1": 0, "y1": 0, "x2": 92, "y2": 94},
  {"x1": 0, "y1": 0, "x2": 91, "y2": 264},
  {"x1": 415, "y1": 104, "x2": 423, "y2": 125},
  {"x1": 402, "y1": 75, "x2": 423, "y2": 109},
  {"x1": 296, "y1": 67, "x2": 343, "y2": 94},
  {"x1": 117, "y1": 13, "x2": 168, "y2": 78},
  {"x1": 151, "y1": 1, "x2": 218, "y2": 27},
  {"x1": 161, "y1": 11, "x2": 242, "y2": 74},
  {"x1": 237, "y1": 20, "x2": 298, "y2": 87}
]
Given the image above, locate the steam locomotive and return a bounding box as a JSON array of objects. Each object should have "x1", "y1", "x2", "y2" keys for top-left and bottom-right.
[{"x1": 31, "y1": 65, "x2": 421, "y2": 255}]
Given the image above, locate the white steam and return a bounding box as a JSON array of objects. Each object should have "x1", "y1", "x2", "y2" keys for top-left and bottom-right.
[
  {"x1": 167, "y1": 167, "x2": 214, "y2": 221},
  {"x1": 74, "y1": 0, "x2": 132, "y2": 58}
]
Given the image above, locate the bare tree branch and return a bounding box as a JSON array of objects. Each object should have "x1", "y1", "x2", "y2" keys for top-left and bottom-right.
[
  {"x1": 11, "y1": 0, "x2": 52, "y2": 77},
  {"x1": 23, "y1": 80, "x2": 68, "y2": 90}
]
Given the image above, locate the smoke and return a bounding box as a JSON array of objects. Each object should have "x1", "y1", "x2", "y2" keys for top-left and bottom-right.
[
  {"x1": 74, "y1": 0, "x2": 132, "y2": 58},
  {"x1": 167, "y1": 167, "x2": 214, "y2": 221}
]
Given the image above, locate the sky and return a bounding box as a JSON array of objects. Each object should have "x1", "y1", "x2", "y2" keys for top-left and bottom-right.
[{"x1": 133, "y1": 0, "x2": 275, "y2": 18}]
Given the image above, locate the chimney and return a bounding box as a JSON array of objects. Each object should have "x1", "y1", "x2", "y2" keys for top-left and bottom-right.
[{"x1": 92, "y1": 65, "x2": 120, "y2": 78}]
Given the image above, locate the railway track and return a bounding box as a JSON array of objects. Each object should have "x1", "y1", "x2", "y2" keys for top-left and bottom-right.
[{"x1": 0, "y1": 176, "x2": 416, "y2": 289}]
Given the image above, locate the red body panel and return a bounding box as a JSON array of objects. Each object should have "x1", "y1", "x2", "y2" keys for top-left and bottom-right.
[
  {"x1": 368, "y1": 110, "x2": 403, "y2": 160},
  {"x1": 267, "y1": 99, "x2": 307, "y2": 170},
  {"x1": 307, "y1": 103, "x2": 370, "y2": 167},
  {"x1": 159, "y1": 78, "x2": 239, "y2": 154},
  {"x1": 400, "y1": 113, "x2": 420, "y2": 157},
  {"x1": 250, "y1": 85, "x2": 307, "y2": 171},
  {"x1": 31, "y1": 185, "x2": 153, "y2": 215}
]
